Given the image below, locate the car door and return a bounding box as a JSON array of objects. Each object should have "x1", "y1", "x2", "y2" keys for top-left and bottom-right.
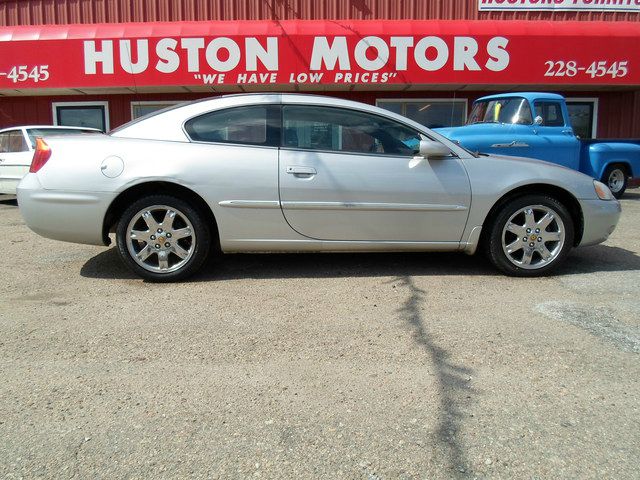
[
  {"x1": 0, "y1": 129, "x2": 33, "y2": 194},
  {"x1": 531, "y1": 100, "x2": 580, "y2": 169},
  {"x1": 278, "y1": 105, "x2": 471, "y2": 242}
]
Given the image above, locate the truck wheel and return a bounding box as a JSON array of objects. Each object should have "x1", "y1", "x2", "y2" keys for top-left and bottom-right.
[
  {"x1": 116, "y1": 195, "x2": 211, "y2": 282},
  {"x1": 486, "y1": 195, "x2": 574, "y2": 277},
  {"x1": 601, "y1": 165, "x2": 627, "y2": 199}
]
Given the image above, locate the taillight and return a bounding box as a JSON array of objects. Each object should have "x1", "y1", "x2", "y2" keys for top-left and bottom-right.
[{"x1": 29, "y1": 137, "x2": 52, "y2": 173}]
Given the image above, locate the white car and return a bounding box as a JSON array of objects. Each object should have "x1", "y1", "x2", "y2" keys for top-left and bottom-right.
[{"x1": 0, "y1": 126, "x2": 100, "y2": 194}]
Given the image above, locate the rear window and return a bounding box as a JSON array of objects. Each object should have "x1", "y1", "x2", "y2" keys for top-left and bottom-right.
[
  {"x1": 184, "y1": 105, "x2": 280, "y2": 147},
  {"x1": 26, "y1": 128, "x2": 98, "y2": 148}
]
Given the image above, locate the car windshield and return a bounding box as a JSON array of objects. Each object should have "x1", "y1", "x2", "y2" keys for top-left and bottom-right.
[{"x1": 467, "y1": 98, "x2": 533, "y2": 126}]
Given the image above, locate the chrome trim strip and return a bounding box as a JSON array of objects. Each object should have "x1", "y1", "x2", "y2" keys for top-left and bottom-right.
[
  {"x1": 280, "y1": 201, "x2": 467, "y2": 212},
  {"x1": 219, "y1": 200, "x2": 280, "y2": 209},
  {"x1": 490, "y1": 141, "x2": 530, "y2": 148},
  {"x1": 30, "y1": 192, "x2": 102, "y2": 204}
]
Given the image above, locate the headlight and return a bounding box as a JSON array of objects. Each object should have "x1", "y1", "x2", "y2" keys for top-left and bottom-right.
[{"x1": 593, "y1": 180, "x2": 615, "y2": 200}]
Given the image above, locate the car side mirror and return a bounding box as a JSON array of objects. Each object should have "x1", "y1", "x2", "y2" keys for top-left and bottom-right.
[
  {"x1": 417, "y1": 140, "x2": 450, "y2": 159},
  {"x1": 534, "y1": 116, "x2": 544, "y2": 126}
]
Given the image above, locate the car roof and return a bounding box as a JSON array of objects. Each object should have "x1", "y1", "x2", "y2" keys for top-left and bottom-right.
[
  {"x1": 475, "y1": 92, "x2": 565, "y2": 103},
  {"x1": 112, "y1": 92, "x2": 430, "y2": 139}
]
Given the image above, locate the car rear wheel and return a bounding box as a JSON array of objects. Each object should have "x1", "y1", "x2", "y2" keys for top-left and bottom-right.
[
  {"x1": 116, "y1": 195, "x2": 210, "y2": 282},
  {"x1": 601, "y1": 165, "x2": 627, "y2": 199},
  {"x1": 486, "y1": 195, "x2": 574, "y2": 277}
]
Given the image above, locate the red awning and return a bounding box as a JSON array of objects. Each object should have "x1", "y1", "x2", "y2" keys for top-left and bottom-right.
[{"x1": 0, "y1": 20, "x2": 638, "y2": 94}]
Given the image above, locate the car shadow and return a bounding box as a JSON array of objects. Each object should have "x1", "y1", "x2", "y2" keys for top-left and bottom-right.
[
  {"x1": 0, "y1": 195, "x2": 17, "y2": 206},
  {"x1": 559, "y1": 245, "x2": 640, "y2": 275},
  {"x1": 80, "y1": 248, "x2": 495, "y2": 281},
  {"x1": 621, "y1": 190, "x2": 640, "y2": 201},
  {"x1": 80, "y1": 244, "x2": 640, "y2": 282}
]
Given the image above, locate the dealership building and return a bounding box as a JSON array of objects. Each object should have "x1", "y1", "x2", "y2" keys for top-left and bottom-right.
[{"x1": 0, "y1": 0, "x2": 639, "y2": 139}]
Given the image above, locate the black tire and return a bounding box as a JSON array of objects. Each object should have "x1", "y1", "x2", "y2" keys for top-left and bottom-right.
[
  {"x1": 486, "y1": 195, "x2": 574, "y2": 277},
  {"x1": 601, "y1": 165, "x2": 628, "y2": 199},
  {"x1": 116, "y1": 194, "x2": 211, "y2": 282}
]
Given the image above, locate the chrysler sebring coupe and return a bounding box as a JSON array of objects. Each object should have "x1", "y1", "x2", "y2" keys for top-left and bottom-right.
[{"x1": 17, "y1": 94, "x2": 620, "y2": 281}]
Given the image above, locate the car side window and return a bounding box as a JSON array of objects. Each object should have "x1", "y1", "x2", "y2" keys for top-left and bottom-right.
[
  {"x1": 0, "y1": 133, "x2": 9, "y2": 153},
  {"x1": 534, "y1": 101, "x2": 565, "y2": 127},
  {"x1": 1, "y1": 131, "x2": 29, "y2": 153},
  {"x1": 282, "y1": 105, "x2": 423, "y2": 156},
  {"x1": 0, "y1": 131, "x2": 28, "y2": 153},
  {"x1": 184, "y1": 105, "x2": 280, "y2": 147}
]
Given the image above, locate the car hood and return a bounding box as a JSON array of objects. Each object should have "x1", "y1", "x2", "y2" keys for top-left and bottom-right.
[
  {"x1": 481, "y1": 152, "x2": 563, "y2": 169},
  {"x1": 466, "y1": 151, "x2": 600, "y2": 200},
  {"x1": 433, "y1": 123, "x2": 508, "y2": 139}
]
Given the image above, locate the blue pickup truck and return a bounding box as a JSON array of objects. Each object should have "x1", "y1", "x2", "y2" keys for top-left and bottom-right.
[{"x1": 435, "y1": 92, "x2": 640, "y2": 198}]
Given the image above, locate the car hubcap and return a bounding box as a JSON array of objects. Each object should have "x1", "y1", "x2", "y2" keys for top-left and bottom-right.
[
  {"x1": 608, "y1": 169, "x2": 625, "y2": 193},
  {"x1": 126, "y1": 205, "x2": 195, "y2": 273},
  {"x1": 501, "y1": 205, "x2": 565, "y2": 270}
]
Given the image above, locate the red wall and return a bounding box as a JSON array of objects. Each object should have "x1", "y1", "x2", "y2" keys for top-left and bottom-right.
[
  {"x1": 2, "y1": 0, "x2": 639, "y2": 26},
  {"x1": 1, "y1": 89, "x2": 639, "y2": 138}
]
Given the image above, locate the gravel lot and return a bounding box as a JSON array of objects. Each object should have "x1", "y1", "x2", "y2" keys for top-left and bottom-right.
[{"x1": 1, "y1": 191, "x2": 639, "y2": 479}]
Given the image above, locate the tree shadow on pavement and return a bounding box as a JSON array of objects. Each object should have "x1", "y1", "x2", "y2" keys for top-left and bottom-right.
[
  {"x1": 80, "y1": 244, "x2": 640, "y2": 282},
  {"x1": 394, "y1": 275, "x2": 475, "y2": 477}
]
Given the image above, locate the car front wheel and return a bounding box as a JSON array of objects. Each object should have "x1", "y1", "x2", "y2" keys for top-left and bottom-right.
[
  {"x1": 486, "y1": 195, "x2": 574, "y2": 277},
  {"x1": 116, "y1": 195, "x2": 211, "y2": 282}
]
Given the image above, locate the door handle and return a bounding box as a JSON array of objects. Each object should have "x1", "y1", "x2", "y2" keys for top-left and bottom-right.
[{"x1": 286, "y1": 166, "x2": 317, "y2": 175}]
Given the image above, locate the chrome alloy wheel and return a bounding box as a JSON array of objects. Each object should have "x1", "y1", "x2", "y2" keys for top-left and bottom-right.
[
  {"x1": 501, "y1": 205, "x2": 565, "y2": 270},
  {"x1": 125, "y1": 205, "x2": 196, "y2": 273},
  {"x1": 607, "y1": 168, "x2": 625, "y2": 193}
]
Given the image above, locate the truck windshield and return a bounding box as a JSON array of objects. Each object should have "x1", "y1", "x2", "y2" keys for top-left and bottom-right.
[{"x1": 467, "y1": 98, "x2": 533, "y2": 126}]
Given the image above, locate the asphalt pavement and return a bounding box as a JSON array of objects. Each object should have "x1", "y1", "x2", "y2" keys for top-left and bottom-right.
[{"x1": 1, "y1": 192, "x2": 639, "y2": 479}]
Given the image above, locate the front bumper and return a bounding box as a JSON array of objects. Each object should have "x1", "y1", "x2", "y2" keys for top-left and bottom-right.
[
  {"x1": 17, "y1": 173, "x2": 114, "y2": 246},
  {"x1": 578, "y1": 198, "x2": 621, "y2": 247}
]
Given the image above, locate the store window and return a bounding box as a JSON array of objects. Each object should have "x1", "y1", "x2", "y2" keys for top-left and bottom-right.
[
  {"x1": 282, "y1": 105, "x2": 423, "y2": 156},
  {"x1": 376, "y1": 99, "x2": 467, "y2": 129},
  {"x1": 566, "y1": 99, "x2": 598, "y2": 139},
  {"x1": 52, "y1": 102, "x2": 109, "y2": 132},
  {"x1": 131, "y1": 101, "x2": 182, "y2": 119}
]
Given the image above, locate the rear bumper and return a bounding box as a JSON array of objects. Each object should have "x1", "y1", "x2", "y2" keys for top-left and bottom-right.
[
  {"x1": 578, "y1": 198, "x2": 621, "y2": 247},
  {"x1": 17, "y1": 173, "x2": 114, "y2": 246}
]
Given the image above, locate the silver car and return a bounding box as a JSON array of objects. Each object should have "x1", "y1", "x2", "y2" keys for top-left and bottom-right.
[{"x1": 17, "y1": 94, "x2": 621, "y2": 281}]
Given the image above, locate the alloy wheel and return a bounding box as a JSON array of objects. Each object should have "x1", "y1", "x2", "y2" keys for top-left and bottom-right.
[
  {"x1": 125, "y1": 205, "x2": 196, "y2": 273},
  {"x1": 501, "y1": 205, "x2": 565, "y2": 270}
]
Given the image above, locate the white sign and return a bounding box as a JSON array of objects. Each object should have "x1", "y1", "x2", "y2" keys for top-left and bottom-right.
[{"x1": 479, "y1": 0, "x2": 640, "y2": 12}]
